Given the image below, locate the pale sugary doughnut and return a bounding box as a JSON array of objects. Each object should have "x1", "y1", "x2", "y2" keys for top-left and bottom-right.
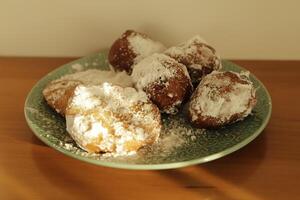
[
  {"x1": 65, "y1": 83, "x2": 161, "y2": 154},
  {"x1": 42, "y1": 69, "x2": 133, "y2": 116}
]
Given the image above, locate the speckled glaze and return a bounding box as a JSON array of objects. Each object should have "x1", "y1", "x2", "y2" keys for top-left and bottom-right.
[{"x1": 24, "y1": 51, "x2": 272, "y2": 170}]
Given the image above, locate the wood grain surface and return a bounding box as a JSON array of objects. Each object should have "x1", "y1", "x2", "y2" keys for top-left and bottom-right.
[{"x1": 0, "y1": 57, "x2": 299, "y2": 200}]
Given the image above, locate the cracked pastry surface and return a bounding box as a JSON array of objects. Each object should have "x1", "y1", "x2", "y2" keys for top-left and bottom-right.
[{"x1": 65, "y1": 83, "x2": 162, "y2": 154}]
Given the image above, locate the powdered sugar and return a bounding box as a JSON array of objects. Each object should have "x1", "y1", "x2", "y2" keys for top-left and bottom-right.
[
  {"x1": 43, "y1": 69, "x2": 134, "y2": 114},
  {"x1": 189, "y1": 71, "x2": 256, "y2": 123},
  {"x1": 134, "y1": 114, "x2": 205, "y2": 161},
  {"x1": 66, "y1": 83, "x2": 161, "y2": 155},
  {"x1": 127, "y1": 33, "x2": 166, "y2": 63},
  {"x1": 164, "y1": 35, "x2": 222, "y2": 72},
  {"x1": 131, "y1": 54, "x2": 177, "y2": 90},
  {"x1": 69, "y1": 83, "x2": 149, "y2": 111},
  {"x1": 55, "y1": 112, "x2": 206, "y2": 164},
  {"x1": 56, "y1": 69, "x2": 133, "y2": 87},
  {"x1": 71, "y1": 63, "x2": 83, "y2": 72},
  {"x1": 166, "y1": 35, "x2": 207, "y2": 56}
]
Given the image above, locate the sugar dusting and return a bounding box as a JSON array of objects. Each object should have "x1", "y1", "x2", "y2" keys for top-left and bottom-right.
[
  {"x1": 55, "y1": 69, "x2": 133, "y2": 87},
  {"x1": 27, "y1": 103, "x2": 207, "y2": 164},
  {"x1": 71, "y1": 63, "x2": 83, "y2": 72},
  {"x1": 66, "y1": 83, "x2": 161, "y2": 155},
  {"x1": 127, "y1": 32, "x2": 166, "y2": 63},
  {"x1": 189, "y1": 71, "x2": 256, "y2": 123},
  {"x1": 164, "y1": 35, "x2": 221, "y2": 71},
  {"x1": 43, "y1": 69, "x2": 133, "y2": 114},
  {"x1": 137, "y1": 115, "x2": 203, "y2": 159},
  {"x1": 165, "y1": 35, "x2": 208, "y2": 59},
  {"x1": 131, "y1": 53, "x2": 177, "y2": 90},
  {"x1": 57, "y1": 113, "x2": 205, "y2": 163},
  {"x1": 25, "y1": 106, "x2": 204, "y2": 163}
]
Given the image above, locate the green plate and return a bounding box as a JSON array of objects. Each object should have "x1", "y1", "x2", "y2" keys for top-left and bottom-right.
[{"x1": 24, "y1": 52, "x2": 272, "y2": 170}]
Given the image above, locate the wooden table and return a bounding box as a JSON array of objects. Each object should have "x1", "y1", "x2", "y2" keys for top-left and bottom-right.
[{"x1": 0, "y1": 57, "x2": 299, "y2": 200}]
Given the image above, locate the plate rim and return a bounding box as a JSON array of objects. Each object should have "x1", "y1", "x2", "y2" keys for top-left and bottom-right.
[{"x1": 24, "y1": 54, "x2": 272, "y2": 170}]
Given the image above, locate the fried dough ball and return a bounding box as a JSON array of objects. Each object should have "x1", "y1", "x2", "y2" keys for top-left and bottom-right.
[
  {"x1": 43, "y1": 79, "x2": 81, "y2": 116},
  {"x1": 131, "y1": 53, "x2": 193, "y2": 114},
  {"x1": 42, "y1": 69, "x2": 133, "y2": 116},
  {"x1": 165, "y1": 35, "x2": 222, "y2": 86},
  {"x1": 188, "y1": 71, "x2": 257, "y2": 128},
  {"x1": 65, "y1": 83, "x2": 161, "y2": 154},
  {"x1": 108, "y1": 30, "x2": 166, "y2": 74}
]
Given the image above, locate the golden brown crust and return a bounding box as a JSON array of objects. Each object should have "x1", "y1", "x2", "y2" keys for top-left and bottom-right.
[
  {"x1": 165, "y1": 41, "x2": 221, "y2": 86},
  {"x1": 108, "y1": 30, "x2": 165, "y2": 74},
  {"x1": 131, "y1": 54, "x2": 193, "y2": 114},
  {"x1": 108, "y1": 30, "x2": 137, "y2": 74},
  {"x1": 145, "y1": 66, "x2": 192, "y2": 114},
  {"x1": 42, "y1": 80, "x2": 81, "y2": 116}
]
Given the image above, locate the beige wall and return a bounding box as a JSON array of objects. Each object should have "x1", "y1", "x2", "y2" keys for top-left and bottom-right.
[{"x1": 0, "y1": 0, "x2": 299, "y2": 59}]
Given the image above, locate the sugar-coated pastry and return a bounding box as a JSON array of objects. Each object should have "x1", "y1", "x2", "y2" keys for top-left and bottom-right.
[
  {"x1": 108, "y1": 30, "x2": 166, "y2": 74},
  {"x1": 65, "y1": 83, "x2": 161, "y2": 154},
  {"x1": 42, "y1": 69, "x2": 132, "y2": 116},
  {"x1": 188, "y1": 71, "x2": 257, "y2": 128},
  {"x1": 165, "y1": 35, "x2": 222, "y2": 86},
  {"x1": 131, "y1": 53, "x2": 193, "y2": 114}
]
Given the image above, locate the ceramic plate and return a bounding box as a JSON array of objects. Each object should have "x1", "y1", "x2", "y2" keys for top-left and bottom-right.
[{"x1": 24, "y1": 52, "x2": 272, "y2": 170}]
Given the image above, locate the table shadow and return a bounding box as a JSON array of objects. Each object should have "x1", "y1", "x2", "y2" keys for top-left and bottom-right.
[
  {"x1": 158, "y1": 131, "x2": 267, "y2": 198},
  {"x1": 30, "y1": 125, "x2": 268, "y2": 199},
  {"x1": 201, "y1": 131, "x2": 267, "y2": 181},
  {"x1": 30, "y1": 147, "x2": 112, "y2": 199}
]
